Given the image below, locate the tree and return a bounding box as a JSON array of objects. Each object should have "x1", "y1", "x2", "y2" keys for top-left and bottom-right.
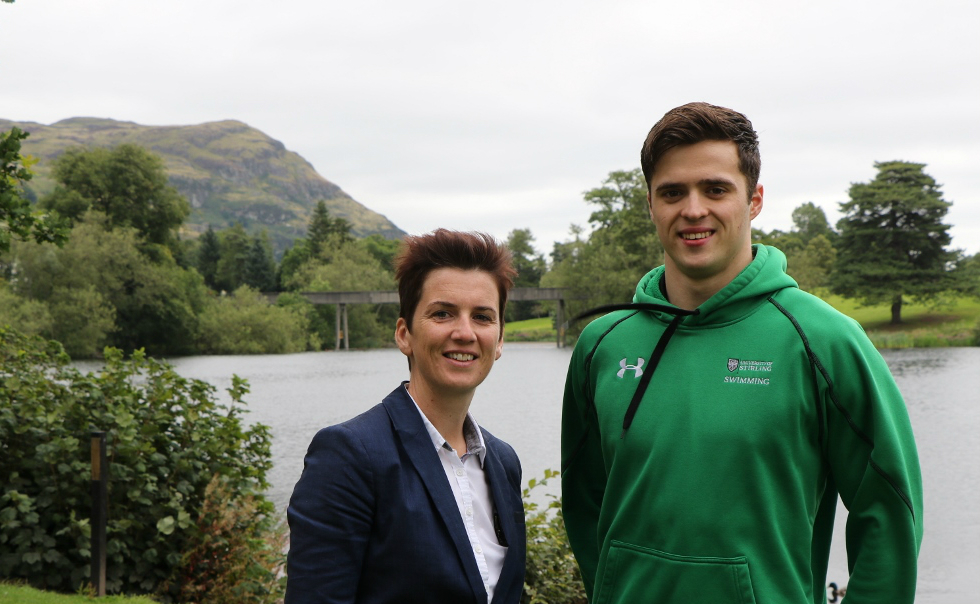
[
  {"x1": 9, "y1": 214, "x2": 206, "y2": 356},
  {"x1": 831, "y1": 161, "x2": 959, "y2": 324},
  {"x1": 196, "y1": 225, "x2": 221, "y2": 289},
  {"x1": 1, "y1": 127, "x2": 67, "y2": 253},
  {"x1": 242, "y1": 232, "x2": 277, "y2": 291},
  {"x1": 544, "y1": 169, "x2": 663, "y2": 329},
  {"x1": 40, "y1": 143, "x2": 190, "y2": 247},
  {"x1": 306, "y1": 200, "x2": 352, "y2": 255},
  {"x1": 506, "y1": 228, "x2": 547, "y2": 321},
  {"x1": 785, "y1": 234, "x2": 836, "y2": 293},
  {"x1": 790, "y1": 201, "x2": 834, "y2": 245},
  {"x1": 216, "y1": 223, "x2": 250, "y2": 292},
  {"x1": 286, "y1": 237, "x2": 397, "y2": 348}
]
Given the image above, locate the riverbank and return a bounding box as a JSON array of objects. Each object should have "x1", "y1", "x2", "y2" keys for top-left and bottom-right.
[{"x1": 507, "y1": 295, "x2": 980, "y2": 347}]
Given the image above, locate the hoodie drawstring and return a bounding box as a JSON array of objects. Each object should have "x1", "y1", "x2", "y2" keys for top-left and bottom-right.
[{"x1": 566, "y1": 303, "x2": 699, "y2": 438}]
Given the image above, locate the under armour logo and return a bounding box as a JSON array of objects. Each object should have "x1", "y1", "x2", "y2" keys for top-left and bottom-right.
[{"x1": 617, "y1": 358, "x2": 644, "y2": 378}]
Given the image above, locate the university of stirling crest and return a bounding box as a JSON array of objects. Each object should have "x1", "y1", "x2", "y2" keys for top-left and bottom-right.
[{"x1": 727, "y1": 358, "x2": 739, "y2": 372}]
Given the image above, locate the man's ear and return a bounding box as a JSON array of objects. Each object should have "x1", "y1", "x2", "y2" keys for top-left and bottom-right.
[
  {"x1": 749, "y1": 184, "x2": 764, "y2": 220},
  {"x1": 395, "y1": 317, "x2": 413, "y2": 357}
]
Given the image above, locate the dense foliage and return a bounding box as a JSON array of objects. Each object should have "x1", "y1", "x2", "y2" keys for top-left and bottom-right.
[
  {"x1": 0, "y1": 328, "x2": 283, "y2": 601},
  {"x1": 832, "y1": 161, "x2": 960, "y2": 323},
  {"x1": 522, "y1": 470, "x2": 586, "y2": 604},
  {"x1": 0, "y1": 127, "x2": 66, "y2": 253},
  {"x1": 543, "y1": 169, "x2": 663, "y2": 333}
]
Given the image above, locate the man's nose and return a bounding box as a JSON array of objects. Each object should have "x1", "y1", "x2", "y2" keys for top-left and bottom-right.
[{"x1": 681, "y1": 192, "x2": 709, "y2": 219}]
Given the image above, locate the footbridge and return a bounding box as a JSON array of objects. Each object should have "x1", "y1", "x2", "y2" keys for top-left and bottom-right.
[{"x1": 263, "y1": 288, "x2": 572, "y2": 350}]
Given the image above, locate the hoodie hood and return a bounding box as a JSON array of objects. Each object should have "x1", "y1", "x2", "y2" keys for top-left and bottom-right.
[{"x1": 633, "y1": 244, "x2": 799, "y2": 327}]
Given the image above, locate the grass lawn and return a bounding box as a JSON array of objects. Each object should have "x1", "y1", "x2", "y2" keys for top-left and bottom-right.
[
  {"x1": 0, "y1": 583, "x2": 157, "y2": 603},
  {"x1": 508, "y1": 295, "x2": 980, "y2": 348},
  {"x1": 506, "y1": 316, "x2": 557, "y2": 342},
  {"x1": 822, "y1": 293, "x2": 980, "y2": 347}
]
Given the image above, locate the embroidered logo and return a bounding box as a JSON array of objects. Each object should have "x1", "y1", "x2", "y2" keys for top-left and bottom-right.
[
  {"x1": 617, "y1": 358, "x2": 644, "y2": 378},
  {"x1": 722, "y1": 358, "x2": 774, "y2": 386}
]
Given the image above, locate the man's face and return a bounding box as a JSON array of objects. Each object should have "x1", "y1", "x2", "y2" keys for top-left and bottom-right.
[
  {"x1": 647, "y1": 140, "x2": 763, "y2": 289},
  {"x1": 395, "y1": 267, "x2": 503, "y2": 403}
]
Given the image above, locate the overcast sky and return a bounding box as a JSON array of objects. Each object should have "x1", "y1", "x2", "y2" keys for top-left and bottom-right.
[{"x1": 3, "y1": 0, "x2": 978, "y2": 257}]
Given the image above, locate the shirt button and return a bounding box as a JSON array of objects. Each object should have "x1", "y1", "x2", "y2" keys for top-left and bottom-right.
[
  {"x1": 455, "y1": 468, "x2": 465, "y2": 476},
  {"x1": 465, "y1": 507, "x2": 473, "y2": 516},
  {"x1": 475, "y1": 545, "x2": 483, "y2": 554}
]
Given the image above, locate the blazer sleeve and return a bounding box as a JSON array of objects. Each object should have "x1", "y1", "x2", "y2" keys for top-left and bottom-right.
[{"x1": 285, "y1": 424, "x2": 375, "y2": 604}]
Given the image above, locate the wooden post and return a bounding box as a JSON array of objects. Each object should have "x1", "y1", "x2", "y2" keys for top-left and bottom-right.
[
  {"x1": 342, "y1": 303, "x2": 350, "y2": 350},
  {"x1": 556, "y1": 298, "x2": 566, "y2": 348},
  {"x1": 335, "y1": 304, "x2": 341, "y2": 351},
  {"x1": 90, "y1": 431, "x2": 107, "y2": 597}
]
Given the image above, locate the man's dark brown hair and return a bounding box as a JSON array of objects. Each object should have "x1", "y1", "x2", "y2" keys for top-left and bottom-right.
[{"x1": 641, "y1": 102, "x2": 761, "y2": 195}]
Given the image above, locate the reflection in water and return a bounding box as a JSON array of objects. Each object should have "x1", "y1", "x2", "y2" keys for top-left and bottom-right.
[{"x1": 89, "y1": 344, "x2": 979, "y2": 604}]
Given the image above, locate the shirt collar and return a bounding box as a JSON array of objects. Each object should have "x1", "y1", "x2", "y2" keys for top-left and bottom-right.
[{"x1": 405, "y1": 383, "x2": 487, "y2": 467}]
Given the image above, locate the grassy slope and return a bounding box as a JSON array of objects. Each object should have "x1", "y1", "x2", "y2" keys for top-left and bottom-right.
[
  {"x1": 0, "y1": 583, "x2": 157, "y2": 604},
  {"x1": 507, "y1": 296, "x2": 980, "y2": 348},
  {"x1": 0, "y1": 117, "x2": 405, "y2": 250}
]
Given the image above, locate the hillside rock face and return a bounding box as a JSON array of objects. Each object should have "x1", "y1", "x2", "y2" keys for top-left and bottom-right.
[{"x1": 1, "y1": 117, "x2": 404, "y2": 250}]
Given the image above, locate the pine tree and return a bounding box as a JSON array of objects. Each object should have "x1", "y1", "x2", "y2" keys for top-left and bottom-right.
[
  {"x1": 831, "y1": 161, "x2": 959, "y2": 324},
  {"x1": 197, "y1": 225, "x2": 221, "y2": 289}
]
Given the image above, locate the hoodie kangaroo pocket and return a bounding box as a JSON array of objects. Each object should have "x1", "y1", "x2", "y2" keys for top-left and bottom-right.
[{"x1": 594, "y1": 540, "x2": 758, "y2": 604}]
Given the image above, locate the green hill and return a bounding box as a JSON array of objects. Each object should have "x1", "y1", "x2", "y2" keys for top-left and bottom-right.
[{"x1": 1, "y1": 117, "x2": 405, "y2": 251}]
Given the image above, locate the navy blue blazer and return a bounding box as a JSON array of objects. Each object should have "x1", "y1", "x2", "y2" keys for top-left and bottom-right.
[{"x1": 285, "y1": 383, "x2": 526, "y2": 604}]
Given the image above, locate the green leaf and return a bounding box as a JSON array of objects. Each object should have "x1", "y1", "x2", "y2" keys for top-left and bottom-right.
[{"x1": 156, "y1": 516, "x2": 175, "y2": 535}]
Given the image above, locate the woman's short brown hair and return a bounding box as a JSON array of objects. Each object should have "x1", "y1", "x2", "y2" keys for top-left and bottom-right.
[{"x1": 394, "y1": 229, "x2": 516, "y2": 331}]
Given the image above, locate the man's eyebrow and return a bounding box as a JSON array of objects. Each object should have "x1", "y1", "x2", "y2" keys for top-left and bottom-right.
[{"x1": 655, "y1": 178, "x2": 736, "y2": 193}]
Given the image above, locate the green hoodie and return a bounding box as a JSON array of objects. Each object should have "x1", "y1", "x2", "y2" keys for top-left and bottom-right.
[{"x1": 561, "y1": 245, "x2": 922, "y2": 604}]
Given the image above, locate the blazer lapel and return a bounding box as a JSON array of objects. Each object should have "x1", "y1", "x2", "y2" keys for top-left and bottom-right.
[
  {"x1": 482, "y1": 442, "x2": 525, "y2": 604},
  {"x1": 383, "y1": 385, "x2": 488, "y2": 604}
]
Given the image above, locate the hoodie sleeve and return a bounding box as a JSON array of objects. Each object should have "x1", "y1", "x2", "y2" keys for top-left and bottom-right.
[
  {"x1": 818, "y1": 321, "x2": 923, "y2": 603},
  {"x1": 560, "y1": 333, "x2": 608, "y2": 598}
]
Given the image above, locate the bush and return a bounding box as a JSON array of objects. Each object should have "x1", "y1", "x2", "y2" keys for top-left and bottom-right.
[
  {"x1": 196, "y1": 286, "x2": 310, "y2": 354},
  {"x1": 522, "y1": 470, "x2": 586, "y2": 604},
  {"x1": 163, "y1": 478, "x2": 285, "y2": 604},
  {"x1": 0, "y1": 327, "x2": 281, "y2": 602}
]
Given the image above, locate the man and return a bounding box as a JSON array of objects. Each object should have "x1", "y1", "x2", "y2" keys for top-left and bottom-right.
[
  {"x1": 286, "y1": 229, "x2": 526, "y2": 604},
  {"x1": 561, "y1": 102, "x2": 923, "y2": 602}
]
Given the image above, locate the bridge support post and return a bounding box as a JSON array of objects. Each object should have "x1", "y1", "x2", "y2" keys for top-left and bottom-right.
[
  {"x1": 556, "y1": 298, "x2": 566, "y2": 348},
  {"x1": 342, "y1": 304, "x2": 350, "y2": 350}
]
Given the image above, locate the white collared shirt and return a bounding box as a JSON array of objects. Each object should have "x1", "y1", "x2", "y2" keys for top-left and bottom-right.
[{"x1": 408, "y1": 388, "x2": 508, "y2": 601}]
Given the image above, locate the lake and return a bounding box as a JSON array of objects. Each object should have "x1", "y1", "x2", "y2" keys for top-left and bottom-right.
[{"x1": 156, "y1": 343, "x2": 978, "y2": 603}]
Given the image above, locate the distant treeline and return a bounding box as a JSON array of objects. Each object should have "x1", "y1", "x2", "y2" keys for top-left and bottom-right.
[{"x1": 2, "y1": 129, "x2": 978, "y2": 358}]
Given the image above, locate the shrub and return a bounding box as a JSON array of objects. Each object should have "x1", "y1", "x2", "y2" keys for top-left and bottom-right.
[
  {"x1": 163, "y1": 478, "x2": 286, "y2": 604},
  {"x1": 0, "y1": 327, "x2": 281, "y2": 602},
  {"x1": 196, "y1": 286, "x2": 310, "y2": 354},
  {"x1": 522, "y1": 470, "x2": 586, "y2": 604}
]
